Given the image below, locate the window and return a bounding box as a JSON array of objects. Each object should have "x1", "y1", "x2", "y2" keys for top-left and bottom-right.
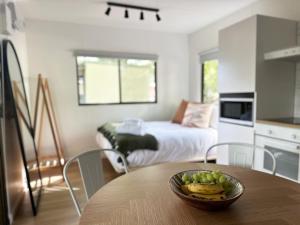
[
  {"x1": 200, "y1": 51, "x2": 219, "y2": 103},
  {"x1": 76, "y1": 54, "x2": 157, "y2": 105}
]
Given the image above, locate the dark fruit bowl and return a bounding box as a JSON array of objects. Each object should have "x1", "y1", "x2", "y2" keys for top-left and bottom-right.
[{"x1": 169, "y1": 170, "x2": 245, "y2": 211}]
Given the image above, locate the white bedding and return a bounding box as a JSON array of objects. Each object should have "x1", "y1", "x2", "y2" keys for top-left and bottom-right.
[{"x1": 96, "y1": 121, "x2": 218, "y2": 173}]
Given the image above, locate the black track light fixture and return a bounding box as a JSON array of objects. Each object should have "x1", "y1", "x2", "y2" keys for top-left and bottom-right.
[
  {"x1": 140, "y1": 11, "x2": 144, "y2": 20},
  {"x1": 105, "y1": 2, "x2": 161, "y2": 22},
  {"x1": 124, "y1": 9, "x2": 129, "y2": 19},
  {"x1": 105, "y1": 7, "x2": 111, "y2": 16},
  {"x1": 156, "y1": 13, "x2": 161, "y2": 22}
]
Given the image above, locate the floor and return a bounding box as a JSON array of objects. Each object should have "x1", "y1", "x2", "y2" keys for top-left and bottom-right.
[{"x1": 13, "y1": 158, "x2": 120, "y2": 225}]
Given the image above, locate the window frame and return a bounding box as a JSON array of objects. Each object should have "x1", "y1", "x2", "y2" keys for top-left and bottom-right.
[
  {"x1": 199, "y1": 49, "x2": 219, "y2": 103},
  {"x1": 75, "y1": 53, "x2": 158, "y2": 106},
  {"x1": 201, "y1": 62, "x2": 205, "y2": 103}
]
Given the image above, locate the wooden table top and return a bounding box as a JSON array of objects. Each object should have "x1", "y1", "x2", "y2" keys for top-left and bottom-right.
[{"x1": 80, "y1": 163, "x2": 300, "y2": 225}]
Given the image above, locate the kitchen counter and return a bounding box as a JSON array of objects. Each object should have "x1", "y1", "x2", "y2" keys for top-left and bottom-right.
[{"x1": 256, "y1": 118, "x2": 300, "y2": 129}]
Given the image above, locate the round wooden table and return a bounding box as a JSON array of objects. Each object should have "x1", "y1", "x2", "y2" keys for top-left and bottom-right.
[{"x1": 80, "y1": 163, "x2": 300, "y2": 225}]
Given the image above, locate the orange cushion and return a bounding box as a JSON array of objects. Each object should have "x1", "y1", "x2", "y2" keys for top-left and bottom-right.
[{"x1": 172, "y1": 100, "x2": 188, "y2": 124}]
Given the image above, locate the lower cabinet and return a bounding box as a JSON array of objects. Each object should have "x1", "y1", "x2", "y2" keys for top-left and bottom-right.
[
  {"x1": 218, "y1": 122, "x2": 254, "y2": 165},
  {"x1": 255, "y1": 123, "x2": 300, "y2": 183}
]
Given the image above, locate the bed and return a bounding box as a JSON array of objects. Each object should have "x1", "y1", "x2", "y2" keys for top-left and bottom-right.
[{"x1": 96, "y1": 121, "x2": 218, "y2": 173}]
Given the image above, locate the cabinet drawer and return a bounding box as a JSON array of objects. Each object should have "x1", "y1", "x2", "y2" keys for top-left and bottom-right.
[
  {"x1": 255, "y1": 135, "x2": 300, "y2": 182},
  {"x1": 255, "y1": 123, "x2": 300, "y2": 143}
]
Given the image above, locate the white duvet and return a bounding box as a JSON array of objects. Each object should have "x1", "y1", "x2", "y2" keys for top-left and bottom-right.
[{"x1": 96, "y1": 121, "x2": 218, "y2": 173}]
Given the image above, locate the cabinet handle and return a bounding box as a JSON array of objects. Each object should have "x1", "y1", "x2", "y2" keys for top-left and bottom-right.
[
  {"x1": 292, "y1": 134, "x2": 297, "y2": 140},
  {"x1": 268, "y1": 130, "x2": 273, "y2": 135}
]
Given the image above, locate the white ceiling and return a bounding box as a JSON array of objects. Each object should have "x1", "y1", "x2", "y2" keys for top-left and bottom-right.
[{"x1": 17, "y1": 0, "x2": 258, "y2": 34}]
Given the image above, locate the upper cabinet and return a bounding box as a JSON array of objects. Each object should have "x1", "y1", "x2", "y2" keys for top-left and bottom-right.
[
  {"x1": 256, "y1": 16, "x2": 297, "y2": 119},
  {"x1": 219, "y1": 16, "x2": 257, "y2": 93},
  {"x1": 219, "y1": 15, "x2": 298, "y2": 119}
]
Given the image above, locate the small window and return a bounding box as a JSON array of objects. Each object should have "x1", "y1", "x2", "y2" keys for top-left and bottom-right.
[
  {"x1": 201, "y1": 58, "x2": 219, "y2": 103},
  {"x1": 76, "y1": 55, "x2": 157, "y2": 105}
]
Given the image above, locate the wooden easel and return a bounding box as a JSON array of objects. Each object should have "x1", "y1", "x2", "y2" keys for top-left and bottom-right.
[
  {"x1": 12, "y1": 81, "x2": 32, "y2": 133},
  {"x1": 33, "y1": 74, "x2": 65, "y2": 174}
]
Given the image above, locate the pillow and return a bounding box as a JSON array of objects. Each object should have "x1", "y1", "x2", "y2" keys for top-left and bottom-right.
[
  {"x1": 172, "y1": 100, "x2": 188, "y2": 124},
  {"x1": 182, "y1": 103, "x2": 213, "y2": 128}
]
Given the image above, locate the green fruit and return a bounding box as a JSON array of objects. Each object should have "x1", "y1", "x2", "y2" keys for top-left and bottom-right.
[
  {"x1": 202, "y1": 177, "x2": 208, "y2": 183},
  {"x1": 201, "y1": 173, "x2": 207, "y2": 178},
  {"x1": 182, "y1": 174, "x2": 190, "y2": 182},
  {"x1": 192, "y1": 174, "x2": 198, "y2": 181},
  {"x1": 185, "y1": 180, "x2": 191, "y2": 185},
  {"x1": 206, "y1": 174, "x2": 214, "y2": 182},
  {"x1": 219, "y1": 175, "x2": 226, "y2": 184},
  {"x1": 212, "y1": 171, "x2": 220, "y2": 180}
]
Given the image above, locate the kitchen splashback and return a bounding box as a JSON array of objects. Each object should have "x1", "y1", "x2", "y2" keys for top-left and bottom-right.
[{"x1": 294, "y1": 22, "x2": 300, "y2": 117}]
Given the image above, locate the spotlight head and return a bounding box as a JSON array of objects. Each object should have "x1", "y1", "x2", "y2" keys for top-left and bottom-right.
[
  {"x1": 105, "y1": 7, "x2": 111, "y2": 16},
  {"x1": 124, "y1": 9, "x2": 129, "y2": 19},
  {"x1": 140, "y1": 11, "x2": 144, "y2": 20},
  {"x1": 156, "y1": 13, "x2": 161, "y2": 22}
]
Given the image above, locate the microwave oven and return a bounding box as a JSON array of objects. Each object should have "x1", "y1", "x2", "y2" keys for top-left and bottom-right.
[{"x1": 219, "y1": 93, "x2": 255, "y2": 127}]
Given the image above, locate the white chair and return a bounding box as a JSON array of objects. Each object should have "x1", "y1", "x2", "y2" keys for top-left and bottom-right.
[
  {"x1": 204, "y1": 142, "x2": 277, "y2": 175},
  {"x1": 63, "y1": 149, "x2": 128, "y2": 216}
]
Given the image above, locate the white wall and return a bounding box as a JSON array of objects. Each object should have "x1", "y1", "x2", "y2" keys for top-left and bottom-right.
[
  {"x1": 25, "y1": 19, "x2": 189, "y2": 158},
  {"x1": 189, "y1": 0, "x2": 300, "y2": 101}
]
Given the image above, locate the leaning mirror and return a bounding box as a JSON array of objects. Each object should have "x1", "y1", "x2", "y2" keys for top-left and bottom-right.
[{"x1": 2, "y1": 39, "x2": 42, "y2": 215}]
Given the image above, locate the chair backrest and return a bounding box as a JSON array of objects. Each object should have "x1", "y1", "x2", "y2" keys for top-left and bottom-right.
[
  {"x1": 63, "y1": 149, "x2": 128, "y2": 216},
  {"x1": 204, "y1": 142, "x2": 276, "y2": 175}
]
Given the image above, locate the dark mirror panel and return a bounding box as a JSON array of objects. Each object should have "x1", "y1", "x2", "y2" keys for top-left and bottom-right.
[
  {"x1": 0, "y1": 41, "x2": 10, "y2": 225},
  {"x1": 2, "y1": 39, "x2": 42, "y2": 215}
]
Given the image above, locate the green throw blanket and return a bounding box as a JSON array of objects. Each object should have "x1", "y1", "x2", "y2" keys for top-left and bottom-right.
[{"x1": 97, "y1": 123, "x2": 159, "y2": 160}]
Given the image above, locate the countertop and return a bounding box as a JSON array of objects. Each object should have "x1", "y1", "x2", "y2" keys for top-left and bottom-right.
[{"x1": 256, "y1": 119, "x2": 300, "y2": 129}]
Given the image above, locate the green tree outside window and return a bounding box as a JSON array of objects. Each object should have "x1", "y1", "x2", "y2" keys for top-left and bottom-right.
[{"x1": 202, "y1": 60, "x2": 218, "y2": 103}]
